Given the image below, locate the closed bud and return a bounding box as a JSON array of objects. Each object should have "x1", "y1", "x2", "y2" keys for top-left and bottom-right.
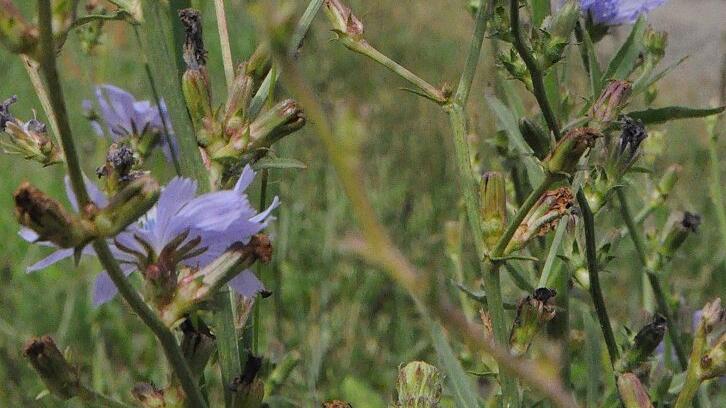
[
  {"x1": 23, "y1": 336, "x2": 79, "y2": 400},
  {"x1": 655, "y1": 164, "x2": 681, "y2": 200},
  {"x1": 509, "y1": 288, "x2": 557, "y2": 357},
  {"x1": 224, "y1": 63, "x2": 255, "y2": 124},
  {"x1": 96, "y1": 143, "x2": 141, "y2": 196},
  {"x1": 591, "y1": 80, "x2": 632, "y2": 123},
  {"x1": 480, "y1": 172, "x2": 507, "y2": 249},
  {"x1": 14, "y1": 182, "x2": 95, "y2": 248},
  {"x1": 519, "y1": 117, "x2": 551, "y2": 160},
  {"x1": 245, "y1": 43, "x2": 272, "y2": 83},
  {"x1": 545, "y1": 127, "x2": 600, "y2": 175},
  {"x1": 94, "y1": 176, "x2": 160, "y2": 238},
  {"x1": 538, "y1": 0, "x2": 579, "y2": 69},
  {"x1": 182, "y1": 65, "x2": 213, "y2": 137},
  {"x1": 395, "y1": 361, "x2": 443, "y2": 407},
  {"x1": 323, "y1": 0, "x2": 364, "y2": 39},
  {"x1": 324, "y1": 401, "x2": 353, "y2": 408},
  {"x1": 656, "y1": 211, "x2": 700, "y2": 263},
  {"x1": 548, "y1": 1, "x2": 579, "y2": 41},
  {"x1": 248, "y1": 99, "x2": 305, "y2": 150},
  {"x1": 700, "y1": 332, "x2": 726, "y2": 380},
  {"x1": 617, "y1": 373, "x2": 655, "y2": 408},
  {"x1": 616, "y1": 315, "x2": 667, "y2": 373},
  {"x1": 180, "y1": 319, "x2": 216, "y2": 377},
  {"x1": 643, "y1": 27, "x2": 667, "y2": 63},
  {"x1": 506, "y1": 187, "x2": 574, "y2": 254}
]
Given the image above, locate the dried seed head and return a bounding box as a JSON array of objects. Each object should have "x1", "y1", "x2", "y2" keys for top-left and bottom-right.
[
  {"x1": 178, "y1": 8, "x2": 207, "y2": 69},
  {"x1": 395, "y1": 361, "x2": 443, "y2": 407},
  {"x1": 23, "y1": 336, "x2": 80, "y2": 400}
]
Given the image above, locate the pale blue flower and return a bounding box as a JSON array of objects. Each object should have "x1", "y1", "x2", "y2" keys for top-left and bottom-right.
[
  {"x1": 83, "y1": 85, "x2": 178, "y2": 160},
  {"x1": 579, "y1": 0, "x2": 668, "y2": 25},
  {"x1": 20, "y1": 166, "x2": 277, "y2": 306}
]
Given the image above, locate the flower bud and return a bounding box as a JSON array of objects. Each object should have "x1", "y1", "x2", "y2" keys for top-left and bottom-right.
[
  {"x1": 96, "y1": 143, "x2": 141, "y2": 196},
  {"x1": 224, "y1": 63, "x2": 254, "y2": 124},
  {"x1": 506, "y1": 187, "x2": 574, "y2": 254},
  {"x1": 545, "y1": 127, "x2": 600, "y2": 175},
  {"x1": 179, "y1": 9, "x2": 213, "y2": 138},
  {"x1": 655, "y1": 164, "x2": 681, "y2": 200},
  {"x1": 14, "y1": 182, "x2": 95, "y2": 248},
  {"x1": 656, "y1": 211, "x2": 700, "y2": 263},
  {"x1": 591, "y1": 80, "x2": 632, "y2": 123},
  {"x1": 616, "y1": 315, "x2": 667, "y2": 373},
  {"x1": 700, "y1": 333, "x2": 726, "y2": 380},
  {"x1": 480, "y1": 172, "x2": 507, "y2": 249},
  {"x1": 245, "y1": 43, "x2": 272, "y2": 83},
  {"x1": 1, "y1": 96, "x2": 62, "y2": 166},
  {"x1": 324, "y1": 401, "x2": 353, "y2": 408},
  {"x1": 23, "y1": 336, "x2": 79, "y2": 400},
  {"x1": 643, "y1": 27, "x2": 667, "y2": 64},
  {"x1": 548, "y1": 1, "x2": 579, "y2": 41},
  {"x1": 509, "y1": 288, "x2": 557, "y2": 357},
  {"x1": 323, "y1": 0, "x2": 364, "y2": 39},
  {"x1": 538, "y1": 1, "x2": 579, "y2": 69},
  {"x1": 395, "y1": 361, "x2": 443, "y2": 407},
  {"x1": 519, "y1": 117, "x2": 551, "y2": 160},
  {"x1": 94, "y1": 176, "x2": 160, "y2": 238},
  {"x1": 248, "y1": 99, "x2": 305, "y2": 150},
  {"x1": 617, "y1": 373, "x2": 655, "y2": 408}
]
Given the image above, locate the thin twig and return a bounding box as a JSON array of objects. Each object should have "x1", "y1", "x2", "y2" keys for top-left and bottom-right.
[{"x1": 214, "y1": 0, "x2": 235, "y2": 90}]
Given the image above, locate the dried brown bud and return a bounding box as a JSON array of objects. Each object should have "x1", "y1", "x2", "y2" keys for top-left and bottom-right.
[
  {"x1": 324, "y1": 0, "x2": 364, "y2": 38},
  {"x1": 545, "y1": 127, "x2": 600, "y2": 175},
  {"x1": 178, "y1": 8, "x2": 207, "y2": 68},
  {"x1": 591, "y1": 80, "x2": 632, "y2": 123},
  {"x1": 23, "y1": 336, "x2": 79, "y2": 400}
]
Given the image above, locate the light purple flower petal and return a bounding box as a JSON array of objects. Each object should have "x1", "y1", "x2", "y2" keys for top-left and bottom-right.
[
  {"x1": 26, "y1": 248, "x2": 75, "y2": 272},
  {"x1": 234, "y1": 165, "x2": 256, "y2": 193},
  {"x1": 92, "y1": 265, "x2": 135, "y2": 306},
  {"x1": 578, "y1": 0, "x2": 668, "y2": 25},
  {"x1": 227, "y1": 269, "x2": 266, "y2": 297},
  {"x1": 64, "y1": 175, "x2": 109, "y2": 211}
]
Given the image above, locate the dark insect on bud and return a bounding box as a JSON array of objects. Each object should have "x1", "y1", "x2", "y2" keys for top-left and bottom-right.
[
  {"x1": 616, "y1": 314, "x2": 667, "y2": 373},
  {"x1": 618, "y1": 116, "x2": 648, "y2": 158},
  {"x1": 0, "y1": 95, "x2": 19, "y2": 130}
]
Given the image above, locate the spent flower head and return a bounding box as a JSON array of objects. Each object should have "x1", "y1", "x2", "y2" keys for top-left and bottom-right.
[
  {"x1": 1, "y1": 95, "x2": 62, "y2": 166},
  {"x1": 506, "y1": 187, "x2": 575, "y2": 255},
  {"x1": 616, "y1": 314, "x2": 667, "y2": 373},
  {"x1": 509, "y1": 288, "x2": 558, "y2": 357},
  {"x1": 395, "y1": 361, "x2": 443, "y2": 407}
]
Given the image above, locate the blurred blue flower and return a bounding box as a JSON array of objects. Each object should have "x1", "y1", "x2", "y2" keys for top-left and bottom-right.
[
  {"x1": 579, "y1": 0, "x2": 668, "y2": 25},
  {"x1": 20, "y1": 165, "x2": 277, "y2": 306},
  {"x1": 83, "y1": 85, "x2": 178, "y2": 160}
]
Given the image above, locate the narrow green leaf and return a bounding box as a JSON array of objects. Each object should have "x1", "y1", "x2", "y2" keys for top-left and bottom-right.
[
  {"x1": 253, "y1": 156, "x2": 307, "y2": 170},
  {"x1": 430, "y1": 323, "x2": 480, "y2": 408},
  {"x1": 529, "y1": 0, "x2": 551, "y2": 27},
  {"x1": 626, "y1": 106, "x2": 725, "y2": 125},
  {"x1": 214, "y1": 291, "x2": 242, "y2": 408},
  {"x1": 632, "y1": 56, "x2": 688, "y2": 96},
  {"x1": 578, "y1": 23, "x2": 603, "y2": 96},
  {"x1": 290, "y1": 0, "x2": 324, "y2": 54},
  {"x1": 138, "y1": 1, "x2": 207, "y2": 184},
  {"x1": 603, "y1": 16, "x2": 646, "y2": 82},
  {"x1": 248, "y1": 67, "x2": 279, "y2": 120},
  {"x1": 486, "y1": 95, "x2": 545, "y2": 186}
]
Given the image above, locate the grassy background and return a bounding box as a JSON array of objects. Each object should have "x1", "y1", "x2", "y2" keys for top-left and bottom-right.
[{"x1": 0, "y1": 0, "x2": 724, "y2": 406}]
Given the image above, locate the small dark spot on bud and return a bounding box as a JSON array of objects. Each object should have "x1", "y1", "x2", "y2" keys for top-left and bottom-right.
[{"x1": 681, "y1": 211, "x2": 701, "y2": 232}]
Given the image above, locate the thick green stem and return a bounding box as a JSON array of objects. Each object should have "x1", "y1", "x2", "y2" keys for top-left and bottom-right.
[
  {"x1": 37, "y1": 2, "x2": 205, "y2": 406},
  {"x1": 576, "y1": 190, "x2": 619, "y2": 365},
  {"x1": 616, "y1": 189, "x2": 688, "y2": 370},
  {"x1": 509, "y1": 0, "x2": 560, "y2": 137}
]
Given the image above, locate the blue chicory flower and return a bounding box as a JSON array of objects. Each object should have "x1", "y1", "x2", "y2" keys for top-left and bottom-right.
[
  {"x1": 579, "y1": 0, "x2": 668, "y2": 25},
  {"x1": 20, "y1": 165, "x2": 277, "y2": 306},
  {"x1": 83, "y1": 84, "x2": 178, "y2": 160}
]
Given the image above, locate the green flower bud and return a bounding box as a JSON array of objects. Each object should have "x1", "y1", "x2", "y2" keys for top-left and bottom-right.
[
  {"x1": 247, "y1": 99, "x2": 305, "y2": 151},
  {"x1": 643, "y1": 27, "x2": 667, "y2": 64},
  {"x1": 655, "y1": 212, "x2": 700, "y2": 264},
  {"x1": 616, "y1": 315, "x2": 667, "y2": 373},
  {"x1": 617, "y1": 373, "x2": 655, "y2": 408},
  {"x1": 94, "y1": 176, "x2": 160, "y2": 238},
  {"x1": 548, "y1": 1, "x2": 580, "y2": 41},
  {"x1": 537, "y1": 0, "x2": 579, "y2": 69},
  {"x1": 395, "y1": 361, "x2": 443, "y2": 408},
  {"x1": 14, "y1": 182, "x2": 95, "y2": 249},
  {"x1": 545, "y1": 127, "x2": 600, "y2": 175},
  {"x1": 519, "y1": 117, "x2": 551, "y2": 160},
  {"x1": 23, "y1": 336, "x2": 79, "y2": 400},
  {"x1": 179, "y1": 8, "x2": 214, "y2": 142},
  {"x1": 506, "y1": 187, "x2": 574, "y2": 255},
  {"x1": 224, "y1": 63, "x2": 254, "y2": 124},
  {"x1": 700, "y1": 332, "x2": 726, "y2": 380},
  {"x1": 245, "y1": 43, "x2": 272, "y2": 83},
  {"x1": 591, "y1": 80, "x2": 633, "y2": 124},
  {"x1": 480, "y1": 171, "x2": 507, "y2": 249},
  {"x1": 509, "y1": 288, "x2": 557, "y2": 357},
  {"x1": 323, "y1": 401, "x2": 353, "y2": 408},
  {"x1": 655, "y1": 164, "x2": 681, "y2": 200}
]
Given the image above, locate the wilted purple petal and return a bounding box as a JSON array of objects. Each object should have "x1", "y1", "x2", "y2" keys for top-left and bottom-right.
[{"x1": 227, "y1": 269, "x2": 266, "y2": 297}]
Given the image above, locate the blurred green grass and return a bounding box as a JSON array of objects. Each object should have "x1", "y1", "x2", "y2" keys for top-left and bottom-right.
[{"x1": 0, "y1": 0, "x2": 724, "y2": 406}]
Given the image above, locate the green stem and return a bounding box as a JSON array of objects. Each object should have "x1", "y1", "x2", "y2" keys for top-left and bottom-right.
[
  {"x1": 509, "y1": 0, "x2": 560, "y2": 137},
  {"x1": 214, "y1": 0, "x2": 235, "y2": 90},
  {"x1": 576, "y1": 190, "x2": 619, "y2": 365},
  {"x1": 616, "y1": 189, "x2": 688, "y2": 370},
  {"x1": 253, "y1": 169, "x2": 269, "y2": 355},
  {"x1": 673, "y1": 328, "x2": 707, "y2": 408},
  {"x1": 454, "y1": 0, "x2": 493, "y2": 105},
  {"x1": 37, "y1": 2, "x2": 205, "y2": 406},
  {"x1": 707, "y1": 126, "x2": 726, "y2": 255},
  {"x1": 77, "y1": 385, "x2": 131, "y2": 408}
]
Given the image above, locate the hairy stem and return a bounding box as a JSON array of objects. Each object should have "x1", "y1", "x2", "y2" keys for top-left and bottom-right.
[{"x1": 37, "y1": 2, "x2": 205, "y2": 406}]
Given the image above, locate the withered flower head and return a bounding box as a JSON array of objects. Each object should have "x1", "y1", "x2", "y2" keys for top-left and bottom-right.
[
  {"x1": 591, "y1": 80, "x2": 632, "y2": 123},
  {"x1": 179, "y1": 8, "x2": 207, "y2": 69},
  {"x1": 324, "y1": 0, "x2": 364, "y2": 38},
  {"x1": 23, "y1": 336, "x2": 80, "y2": 400},
  {"x1": 509, "y1": 287, "x2": 557, "y2": 357},
  {"x1": 546, "y1": 127, "x2": 601, "y2": 175},
  {"x1": 0, "y1": 95, "x2": 18, "y2": 130},
  {"x1": 616, "y1": 314, "x2": 667, "y2": 373}
]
